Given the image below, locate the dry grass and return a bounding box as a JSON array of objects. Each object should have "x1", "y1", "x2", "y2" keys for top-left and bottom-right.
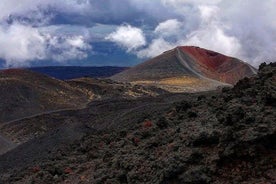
[
  {"x1": 131, "y1": 76, "x2": 223, "y2": 93},
  {"x1": 131, "y1": 76, "x2": 205, "y2": 87},
  {"x1": 159, "y1": 76, "x2": 202, "y2": 85}
]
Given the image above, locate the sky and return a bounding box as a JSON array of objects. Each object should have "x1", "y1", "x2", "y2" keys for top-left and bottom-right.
[{"x1": 0, "y1": 0, "x2": 275, "y2": 68}]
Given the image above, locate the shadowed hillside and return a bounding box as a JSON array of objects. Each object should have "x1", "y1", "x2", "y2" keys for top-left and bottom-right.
[
  {"x1": 0, "y1": 69, "x2": 167, "y2": 124},
  {"x1": 0, "y1": 69, "x2": 88, "y2": 123}
]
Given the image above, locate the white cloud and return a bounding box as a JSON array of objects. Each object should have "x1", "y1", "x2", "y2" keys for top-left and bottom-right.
[
  {"x1": 137, "y1": 38, "x2": 174, "y2": 58},
  {"x1": 0, "y1": 23, "x2": 91, "y2": 67},
  {"x1": 154, "y1": 19, "x2": 182, "y2": 37},
  {"x1": 0, "y1": 0, "x2": 93, "y2": 67},
  {"x1": 182, "y1": 25, "x2": 242, "y2": 57},
  {"x1": 161, "y1": 0, "x2": 222, "y2": 6},
  {"x1": 0, "y1": 0, "x2": 90, "y2": 21},
  {"x1": 105, "y1": 24, "x2": 146, "y2": 52},
  {"x1": 181, "y1": 5, "x2": 242, "y2": 57},
  {"x1": 218, "y1": 0, "x2": 276, "y2": 66},
  {"x1": 198, "y1": 5, "x2": 219, "y2": 23},
  {"x1": 67, "y1": 36, "x2": 87, "y2": 48},
  {"x1": 136, "y1": 4, "x2": 241, "y2": 60},
  {"x1": 46, "y1": 35, "x2": 92, "y2": 62},
  {"x1": 0, "y1": 23, "x2": 46, "y2": 66}
]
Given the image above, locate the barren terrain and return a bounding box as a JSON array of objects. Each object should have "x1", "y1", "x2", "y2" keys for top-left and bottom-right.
[{"x1": 0, "y1": 63, "x2": 274, "y2": 184}]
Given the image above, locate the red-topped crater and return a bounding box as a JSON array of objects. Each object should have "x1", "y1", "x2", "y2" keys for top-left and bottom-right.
[
  {"x1": 179, "y1": 46, "x2": 257, "y2": 84},
  {"x1": 181, "y1": 46, "x2": 231, "y2": 70},
  {"x1": 111, "y1": 46, "x2": 257, "y2": 92}
]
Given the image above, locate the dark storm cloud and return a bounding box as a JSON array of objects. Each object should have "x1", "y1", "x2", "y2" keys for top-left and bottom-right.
[{"x1": 50, "y1": 0, "x2": 181, "y2": 27}]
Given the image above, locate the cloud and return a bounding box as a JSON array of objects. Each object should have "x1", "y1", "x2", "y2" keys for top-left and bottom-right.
[
  {"x1": 183, "y1": 25, "x2": 242, "y2": 57},
  {"x1": 0, "y1": 23, "x2": 46, "y2": 67},
  {"x1": 105, "y1": 24, "x2": 146, "y2": 52},
  {"x1": 45, "y1": 34, "x2": 92, "y2": 62},
  {"x1": 0, "y1": 23, "x2": 91, "y2": 67},
  {"x1": 122, "y1": 0, "x2": 276, "y2": 67},
  {"x1": 218, "y1": 0, "x2": 276, "y2": 66},
  {"x1": 137, "y1": 38, "x2": 174, "y2": 58},
  {"x1": 181, "y1": 4, "x2": 242, "y2": 57},
  {"x1": 0, "y1": 0, "x2": 90, "y2": 22},
  {"x1": 133, "y1": 4, "x2": 241, "y2": 60},
  {"x1": 0, "y1": 0, "x2": 94, "y2": 67},
  {"x1": 0, "y1": 0, "x2": 276, "y2": 67},
  {"x1": 154, "y1": 19, "x2": 182, "y2": 37}
]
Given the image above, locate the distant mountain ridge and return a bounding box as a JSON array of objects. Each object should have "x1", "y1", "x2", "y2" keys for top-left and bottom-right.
[
  {"x1": 111, "y1": 46, "x2": 257, "y2": 92},
  {"x1": 28, "y1": 66, "x2": 127, "y2": 80}
]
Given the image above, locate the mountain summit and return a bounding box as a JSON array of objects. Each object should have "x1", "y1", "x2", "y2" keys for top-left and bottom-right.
[{"x1": 111, "y1": 46, "x2": 257, "y2": 92}]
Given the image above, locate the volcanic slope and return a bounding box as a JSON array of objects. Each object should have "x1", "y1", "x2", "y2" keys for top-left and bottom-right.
[
  {"x1": 111, "y1": 46, "x2": 257, "y2": 92},
  {"x1": 66, "y1": 77, "x2": 167, "y2": 100},
  {"x1": 0, "y1": 69, "x2": 167, "y2": 124},
  {"x1": 0, "y1": 63, "x2": 274, "y2": 184},
  {"x1": 0, "y1": 69, "x2": 168, "y2": 155},
  {"x1": 0, "y1": 69, "x2": 88, "y2": 123}
]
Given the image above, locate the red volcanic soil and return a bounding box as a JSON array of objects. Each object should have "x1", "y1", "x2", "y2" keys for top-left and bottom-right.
[
  {"x1": 181, "y1": 46, "x2": 232, "y2": 70},
  {"x1": 180, "y1": 46, "x2": 256, "y2": 84}
]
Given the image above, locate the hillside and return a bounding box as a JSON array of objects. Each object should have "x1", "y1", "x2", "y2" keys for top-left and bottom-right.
[
  {"x1": 0, "y1": 69, "x2": 168, "y2": 155},
  {"x1": 0, "y1": 68, "x2": 168, "y2": 124},
  {"x1": 111, "y1": 46, "x2": 257, "y2": 92},
  {"x1": 66, "y1": 78, "x2": 167, "y2": 100},
  {"x1": 0, "y1": 69, "x2": 88, "y2": 123},
  {"x1": 0, "y1": 63, "x2": 274, "y2": 184}
]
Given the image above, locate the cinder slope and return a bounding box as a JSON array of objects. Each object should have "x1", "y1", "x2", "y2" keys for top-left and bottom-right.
[
  {"x1": 111, "y1": 46, "x2": 257, "y2": 92},
  {"x1": 180, "y1": 46, "x2": 257, "y2": 84},
  {"x1": 0, "y1": 70, "x2": 168, "y2": 155},
  {"x1": 111, "y1": 49, "x2": 192, "y2": 81},
  {"x1": 0, "y1": 69, "x2": 88, "y2": 123}
]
